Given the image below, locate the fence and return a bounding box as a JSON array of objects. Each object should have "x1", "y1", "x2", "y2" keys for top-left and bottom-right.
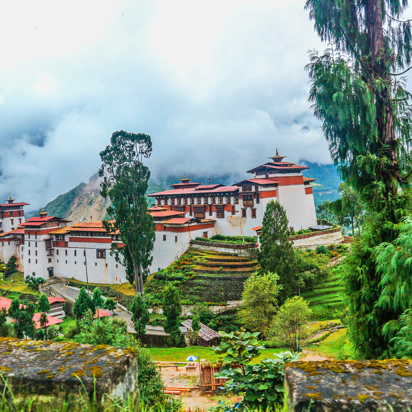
[{"x1": 199, "y1": 363, "x2": 228, "y2": 391}]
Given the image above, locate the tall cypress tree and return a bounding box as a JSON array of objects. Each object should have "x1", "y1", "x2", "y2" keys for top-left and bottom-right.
[
  {"x1": 131, "y1": 293, "x2": 150, "y2": 337},
  {"x1": 99, "y1": 131, "x2": 156, "y2": 296},
  {"x1": 305, "y1": 0, "x2": 412, "y2": 358},
  {"x1": 258, "y1": 200, "x2": 297, "y2": 302},
  {"x1": 163, "y1": 285, "x2": 182, "y2": 347},
  {"x1": 73, "y1": 288, "x2": 95, "y2": 320}
]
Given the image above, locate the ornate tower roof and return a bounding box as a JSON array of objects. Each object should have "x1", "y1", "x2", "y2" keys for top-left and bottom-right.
[{"x1": 269, "y1": 148, "x2": 287, "y2": 163}]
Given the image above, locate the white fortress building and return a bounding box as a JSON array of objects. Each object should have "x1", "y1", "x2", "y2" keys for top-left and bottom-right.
[{"x1": 0, "y1": 152, "x2": 339, "y2": 284}]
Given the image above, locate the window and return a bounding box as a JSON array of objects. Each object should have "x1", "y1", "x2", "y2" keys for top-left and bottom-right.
[
  {"x1": 65, "y1": 250, "x2": 68, "y2": 256},
  {"x1": 57, "y1": 260, "x2": 59, "y2": 263},
  {"x1": 116, "y1": 264, "x2": 118, "y2": 269},
  {"x1": 163, "y1": 235, "x2": 166, "y2": 241},
  {"x1": 83, "y1": 250, "x2": 86, "y2": 256},
  {"x1": 106, "y1": 263, "x2": 108, "y2": 267},
  {"x1": 189, "y1": 206, "x2": 193, "y2": 216},
  {"x1": 209, "y1": 205, "x2": 213, "y2": 216},
  {"x1": 175, "y1": 236, "x2": 178, "y2": 243},
  {"x1": 234, "y1": 196, "x2": 239, "y2": 204},
  {"x1": 35, "y1": 259, "x2": 38, "y2": 264},
  {"x1": 216, "y1": 206, "x2": 224, "y2": 219},
  {"x1": 75, "y1": 261, "x2": 77, "y2": 265},
  {"x1": 74, "y1": 250, "x2": 77, "y2": 256},
  {"x1": 243, "y1": 185, "x2": 252, "y2": 192},
  {"x1": 48, "y1": 258, "x2": 52, "y2": 263},
  {"x1": 95, "y1": 262, "x2": 97, "y2": 266},
  {"x1": 242, "y1": 208, "x2": 247, "y2": 218},
  {"x1": 218, "y1": 197, "x2": 223, "y2": 204},
  {"x1": 35, "y1": 250, "x2": 37, "y2": 256},
  {"x1": 232, "y1": 206, "x2": 236, "y2": 215},
  {"x1": 28, "y1": 259, "x2": 31, "y2": 263},
  {"x1": 10, "y1": 219, "x2": 13, "y2": 225},
  {"x1": 57, "y1": 249, "x2": 59, "y2": 256},
  {"x1": 28, "y1": 250, "x2": 31, "y2": 256},
  {"x1": 97, "y1": 249, "x2": 106, "y2": 259},
  {"x1": 66, "y1": 260, "x2": 68, "y2": 264},
  {"x1": 28, "y1": 242, "x2": 30, "y2": 247},
  {"x1": 194, "y1": 206, "x2": 205, "y2": 219},
  {"x1": 256, "y1": 193, "x2": 260, "y2": 204},
  {"x1": 252, "y1": 209, "x2": 257, "y2": 218},
  {"x1": 19, "y1": 218, "x2": 22, "y2": 224},
  {"x1": 35, "y1": 233, "x2": 37, "y2": 240},
  {"x1": 203, "y1": 232, "x2": 208, "y2": 239},
  {"x1": 35, "y1": 242, "x2": 37, "y2": 247}
]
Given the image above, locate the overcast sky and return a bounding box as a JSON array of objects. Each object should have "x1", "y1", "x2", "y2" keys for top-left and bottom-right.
[{"x1": 0, "y1": 0, "x2": 330, "y2": 210}]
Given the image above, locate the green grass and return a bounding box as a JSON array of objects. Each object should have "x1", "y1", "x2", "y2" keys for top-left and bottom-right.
[
  {"x1": 308, "y1": 328, "x2": 349, "y2": 359},
  {"x1": 148, "y1": 346, "x2": 289, "y2": 363},
  {"x1": 0, "y1": 272, "x2": 40, "y2": 296},
  {"x1": 302, "y1": 266, "x2": 346, "y2": 320},
  {"x1": 58, "y1": 315, "x2": 76, "y2": 334}
]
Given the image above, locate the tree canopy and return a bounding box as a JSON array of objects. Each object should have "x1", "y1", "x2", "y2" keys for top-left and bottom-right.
[
  {"x1": 99, "y1": 130, "x2": 156, "y2": 296},
  {"x1": 306, "y1": 0, "x2": 412, "y2": 358},
  {"x1": 162, "y1": 285, "x2": 182, "y2": 347}
]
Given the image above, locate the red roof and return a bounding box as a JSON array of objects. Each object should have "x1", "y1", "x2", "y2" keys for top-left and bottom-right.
[
  {"x1": 0, "y1": 202, "x2": 29, "y2": 207},
  {"x1": 234, "y1": 178, "x2": 279, "y2": 186},
  {"x1": 94, "y1": 309, "x2": 110, "y2": 318},
  {"x1": 194, "y1": 184, "x2": 222, "y2": 190},
  {"x1": 148, "y1": 185, "x2": 239, "y2": 197},
  {"x1": 164, "y1": 218, "x2": 193, "y2": 225},
  {"x1": 150, "y1": 211, "x2": 186, "y2": 218},
  {"x1": 32, "y1": 312, "x2": 63, "y2": 329},
  {"x1": 0, "y1": 297, "x2": 12, "y2": 311},
  {"x1": 252, "y1": 226, "x2": 262, "y2": 231},
  {"x1": 246, "y1": 162, "x2": 308, "y2": 174},
  {"x1": 35, "y1": 297, "x2": 66, "y2": 305}
]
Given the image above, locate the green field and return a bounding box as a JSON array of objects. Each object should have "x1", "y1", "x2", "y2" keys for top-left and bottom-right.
[
  {"x1": 301, "y1": 266, "x2": 346, "y2": 320},
  {"x1": 148, "y1": 346, "x2": 289, "y2": 363},
  {"x1": 0, "y1": 272, "x2": 40, "y2": 296}
]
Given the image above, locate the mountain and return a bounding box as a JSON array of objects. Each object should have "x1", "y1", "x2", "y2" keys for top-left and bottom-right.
[
  {"x1": 300, "y1": 160, "x2": 342, "y2": 207},
  {"x1": 34, "y1": 162, "x2": 341, "y2": 222}
]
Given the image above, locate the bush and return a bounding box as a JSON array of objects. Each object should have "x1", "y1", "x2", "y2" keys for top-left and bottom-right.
[{"x1": 315, "y1": 245, "x2": 330, "y2": 256}]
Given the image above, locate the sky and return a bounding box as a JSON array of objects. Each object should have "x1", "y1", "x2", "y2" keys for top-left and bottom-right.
[{"x1": 0, "y1": 0, "x2": 330, "y2": 211}]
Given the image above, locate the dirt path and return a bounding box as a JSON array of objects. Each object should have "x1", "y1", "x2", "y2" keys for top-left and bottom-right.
[{"x1": 300, "y1": 349, "x2": 329, "y2": 361}]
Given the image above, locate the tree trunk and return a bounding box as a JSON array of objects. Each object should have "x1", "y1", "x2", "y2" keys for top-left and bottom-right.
[{"x1": 367, "y1": 0, "x2": 398, "y2": 189}]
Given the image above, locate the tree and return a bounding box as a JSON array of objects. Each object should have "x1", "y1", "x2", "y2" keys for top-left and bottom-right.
[
  {"x1": 92, "y1": 287, "x2": 105, "y2": 317},
  {"x1": 12, "y1": 301, "x2": 36, "y2": 339},
  {"x1": 104, "y1": 297, "x2": 117, "y2": 315},
  {"x1": 162, "y1": 285, "x2": 182, "y2": 347},
  {"x1": 8, "y1": 298, "x2": 20, "y2": 320},
  {"x1": 295, "y1": 249, "x2": 331, "y2": 290},
  {"x1": 270, "y1": 296, "x2": 311, "y2": 352},
  {"x1": 99, "y1": 131, "x2": 156, "y2": 296},
  {"x1": 237, "y1": 272, "x2": 281, "y2": 339},
  {"x1": 316, "y1": 200, "x2": 338, "y2": 225},
  {"x1": 213, "y1": 330, "x2": 299, "y2": 410},
  {"x1": 37, "y1": 293, "x2": 50, "y2": 314},
  {"x1": 305, "y1": 0, "x2": 412, "y2": 359},
  {"x1": 4, "y1": 256, "x2": 17, "y2": 279},
  {"x1": 130, "y1": 293, "x2": 150, "y2": 337},
  {"x1": 187, "y1": 315, "x2": 201, "y2": 345},
  {"x1": 73, "y1": 287, "x2": 95, "y2": 320},
  {"x1": 258, "y1": 200, "x2": 297, "y2": 301}
]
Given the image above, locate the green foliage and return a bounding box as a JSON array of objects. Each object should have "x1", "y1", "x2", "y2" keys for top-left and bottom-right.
[
  {"x1": 99, "y1": 130, "x2": 155, "y2": 295},
  {"x1": 4, "y1": 256, "x2": 18, "y2": 278},
  {"x1": 92, "y1": 287, "x2": 105, "y2": 313},
  {"x1": 258, "y1": 200, "x2": 298, "y2": 301},
  {"x1": 73, "y1": 287, "x2": 95, "y2": 320},
  {"x1": 270, "y1": 296, "x2": 311, "y2": 352},
  {"x1": 25, "y1": 274, "x2": 46, "y2": 290},
  {"x1": 306, "y1": 0, "x2": 412, "y2": 359},
  {"x1": 295, "y1": 249, "x2": 331, "y2": 289},
  {"x1": 196, "y1": 235, "x2": 257, "y2": 244},
  {"x1": 104, "y1": 297, "x2": 117, "y2": 315},
  {"x1": 12, "y1": 300, "x2": 36, "y2": 339},
  {"x1": 37, "y1": 293, "x2": 50, "y2": 314},
  {"x1": 162, "y1": 285, "x2": 182, "y2": 346},
  {"x1": 237, "y1": 272, "x2": 281, "y2": 339},
  {"x1": 0, "y1": 307, "x2": 13, "y2": 337},
  {"x1": 213, "y1": 330, "x2": 298, "y2": 410},
  {"x1": 190, "y1": 302, "x2": 215, "y2": 325},
  {"x1": 131, "y1": 293, "x2": 150, "y2": 337}
]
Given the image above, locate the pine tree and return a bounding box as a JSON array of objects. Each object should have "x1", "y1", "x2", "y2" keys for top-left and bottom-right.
[
  {"x1": 99, "y1": 131, "x2": 156, "y2": 296},
  {"x1": 8, "y1": 298, "x2": 20, "y2": 319},
  {"x1": 162, "y1": 285, "x2": 182, "y2": 347},
  {"x1": 104, "y1": 297, "x2": 117, "y2": 315},
  {"x1": 73, "y1": 288, "x2": 95, "y2": 320},
  {"x1": 37, "y1": 294, "x2": 50, "y2": 314},
  {"x1": 258, "y1": 200, "x2": 297, "y2": 301},
  {"x1": 92, "y1": 288, "x2": 105, "y2": 317},
  {"x1": 305, "y1": 0, "x2": 412, "y2": 358},
  {"x1": 130, "y1": 293, "x2": 150, "y2": 337}
]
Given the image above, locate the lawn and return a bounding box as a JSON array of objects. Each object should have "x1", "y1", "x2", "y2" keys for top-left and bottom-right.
[
  {"x1": 58, "y1": 315, "x2": 76, "y2": 334},
  {"x1": 148, "y1": 346, "x2": 289, "y2": 363},
  {"x1": 308, "y1": 328, "x2": 350, "y2": 359},
  {"x1": 0, "y1": 272, "x2": 39, "y2": 296}
]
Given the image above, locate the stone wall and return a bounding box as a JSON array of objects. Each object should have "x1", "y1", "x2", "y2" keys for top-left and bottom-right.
[
  {"x1": 0, "y1": 337, "x2": 138, "y2": 409},
  {"x1": 285, "y1": 359, "x2": 412, "y2": 411},
  {"x1": 290, "y1": 227, "x2": 343, "y2": 250},
  {"x1": 190, "y1": 240, "x2": 257, "y2": 256}
]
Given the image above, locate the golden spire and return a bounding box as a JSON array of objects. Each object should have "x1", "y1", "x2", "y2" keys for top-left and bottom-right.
[{"x1": 276, "y1": 148, "x2": 279, "y2": 156}]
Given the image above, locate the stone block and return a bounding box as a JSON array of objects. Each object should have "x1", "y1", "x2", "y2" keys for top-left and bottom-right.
[
  {"x1": 0, "y1": 337, "x2": 137, "y2": 409},
  {"x1": 285, "y1": 359, "x2": 412, "y2": 411}
]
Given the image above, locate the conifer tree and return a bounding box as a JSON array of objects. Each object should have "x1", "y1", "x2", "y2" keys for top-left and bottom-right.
[
  {"x1": 258, "y1": 200, "x2": 297, "y2": 301},
  {"x1": 37, "y1": 293, "x2": 50, "y2": 314},
  {"x1": 99, "y1": 131, "x2": 156, "y2": 296},
  {"x1": 131, "y1": 293, "x2": 150, "y2": 337},
  {"x1": 162, "y1": 285, "x2": 182, "y2": 347},
  {"x1": 104, "y1": 297, "x2": 117, "y2": 315},
  {"x1": 73, "y1": 288, "x2": 95, "y2": 320},
  {"x1": 92, "y1": 287, "x2": 105, "y2": 317},
  {"x1": 306, "y1": 0, "x2": 412, "y2": 358}
]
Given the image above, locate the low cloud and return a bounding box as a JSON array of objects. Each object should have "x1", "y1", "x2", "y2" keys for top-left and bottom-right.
[{"x1": 0, "y1": 0, "x2": 330, "y2": 212}]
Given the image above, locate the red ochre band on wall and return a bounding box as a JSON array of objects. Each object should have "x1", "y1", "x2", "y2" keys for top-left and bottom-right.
[{"x1": 305, "y1": 187, "x2": 313, "y2": 195}]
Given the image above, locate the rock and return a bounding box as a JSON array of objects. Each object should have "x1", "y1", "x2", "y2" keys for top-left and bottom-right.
[
  {"x1": 285, "y1": 359, "x2": 412, "y2": 411},
  {"x1": 0, "y1": 337, "x2": 137, "y2": 409}
]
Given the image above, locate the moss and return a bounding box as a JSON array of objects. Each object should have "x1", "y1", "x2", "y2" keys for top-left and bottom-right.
[
  {"x1": 394, "y1": 367, "x2": 412, "y2": 377},
  {"x1": 357, "y1": 394, "x2": 368, "y2": 403},
  {"x1": 0, "y1": 367, "x2": 11, "y2": 372},
  {"x1": 70, "y1": 369, "x2": 86, "y2": 378},
  {"x1": 38, "y1": 370, "x2": 51, "y2": 374},
  {"x1": 86, "y1": 366, "x2": 103, "y2": 378},
  {"x1": 305, "y1": 385, "x2": 318, "y2": 390},
  {"x1": 306, "y1": 393, "x2": 322, "y2": 400}
]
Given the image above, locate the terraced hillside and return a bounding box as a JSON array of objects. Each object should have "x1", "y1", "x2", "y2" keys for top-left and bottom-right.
[
  {"x1": 301, "y1": 266, "x2": 346, "y2": 320},
  {"x1": 145, "y1": 248, "x2": 260, "y2": 305}
]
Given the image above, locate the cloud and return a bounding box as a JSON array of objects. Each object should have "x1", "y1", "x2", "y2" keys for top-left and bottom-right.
[{"x1": 0, "y1": 0, "x2": 330, "y2": 211}]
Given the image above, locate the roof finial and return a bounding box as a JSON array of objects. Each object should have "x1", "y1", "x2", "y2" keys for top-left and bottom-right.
[
  {"x1": 7, "y1": 196, "x2": 14, "y2": 204},
  {"x1": 209, "y1": 177, "x2": 211, "y2": 184},
  {"x1": 39, "y1": 208, "x2": 49, "y2": 217},
  {"x1": 276, "y1": 148, "x2": 279, "y2": 156}
]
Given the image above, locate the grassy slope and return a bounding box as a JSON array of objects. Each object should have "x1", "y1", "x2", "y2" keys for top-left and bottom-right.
[
  {"x1": 301, "y1": 265, "x2": 346, "y2": 320},
  {"x1": 0, "y1": 272, "x2": 40, "y2": 296},
  {"x1": 148, "y1": 346, "x2": 289, "y2": 363},
  {"x1": 308, "y1": 328, "x2": 349, "y2": 359}
]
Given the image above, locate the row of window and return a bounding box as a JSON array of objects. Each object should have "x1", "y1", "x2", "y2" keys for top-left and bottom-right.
[
  {"x1": 27, "y1": 258, "x2": 118, "y2": 268},
  {"x1": 156, "y1": 196, "x2": 240, "y2": 206}
]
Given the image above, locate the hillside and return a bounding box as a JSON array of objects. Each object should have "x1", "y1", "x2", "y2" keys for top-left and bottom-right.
[{"x1": 34, "y1": 163, "x2": 341, "y2": 222}]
